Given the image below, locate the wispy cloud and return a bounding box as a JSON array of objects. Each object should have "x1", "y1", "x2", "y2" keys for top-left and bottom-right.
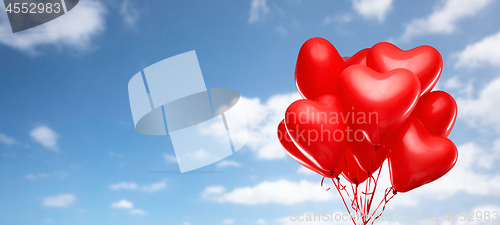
[
  {"x1": 256, "y1": 219, "x2": 268, "y2": 225},
  {"x1": 201, "y1": 179, "x2": 336, "y2": 205},
  {"x1": 416, "y1": 142, "x2": 500, "y2": 198},
  {"x1": 454, "y1": 31, "x2": 500, "y2": 68},
  {"x1": 129, "y1": 209, "x2": 146, "y2": 215},
  {"x1": 119, "y1": 0, "x2": 139, "y2": 27},
  {"x1": 240, "y1": 93, "x2": 301, "y2": 160},
  {"x1": 0, "y1": 0, "x2": 107, "y2": 55},
  {"x1": 111, "y1": 199, "x2": 146, "y2": 215},
  {"x1": 111, "y1": 199, "x2": 133, "y2": 209},
  {"x1": 43, "y1": 194, "x2": 76, "y2": 207},
  {"x1": 0, "y1": 133, "x2": 15, "y2": 145},
  {"x1": 249, "y1": 0, "x2": 269, "y2": 23},
  {"x1": 109, "y1": 180, "x2": 166, "y2": 193},
  {"x1": 26, "y1": 171, "x2": 68, "y2": 181},
  {"x1": 216, "y1": 160, "x2": 241, "y2": 168},
  {"x1": 382, "y1": 141, "x2": 500, "y2": 210},
  {"x1": 351, "y1": 0, "x2": 393, "y2": 22},
  {"x1": 296, "y1": 167, "x2": 315, "y2": 176},
  {"x1": 443, "y1": 76, "x2": 474, "y2": 97},
  {"x1": 323, "y1": 14, "x2": 352, "y2": 26},
  {"x1": 30, "y1": 126, "x2": 59, "y2": 152},
  {"x1": 382, "y1": 142, "x2": 500, "y2": 208},
  {"x1": 458, "y1": 76, "x2": 500, "y2": 130},
  {"x1": 109, "y1": 151, "x2": 123, "y2": 158},
  {"x1": 163, "y1": 153, "x2": 177, "y2": 164},
  {"x1": 399, "y1": 0, "x2": 492, "y2": 42},
  {"x1": 274, "y1": 26, "x2": 288, "y2": 36}
]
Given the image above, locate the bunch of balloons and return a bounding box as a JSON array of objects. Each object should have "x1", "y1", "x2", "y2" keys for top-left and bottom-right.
[{"x1": 277, "y1": 37, "x2": 458, "y2": 225}]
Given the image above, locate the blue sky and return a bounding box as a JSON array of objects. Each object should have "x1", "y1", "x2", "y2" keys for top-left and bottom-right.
[{"x1": 1, "y1": 0, "x2": 500, "y2": 224}]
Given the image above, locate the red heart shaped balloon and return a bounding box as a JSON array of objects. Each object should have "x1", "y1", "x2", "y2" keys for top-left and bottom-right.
[
  {"x1": 388, "y1": 117, "x2": 458, "y2": 193},
  {"x1": 367, "y1": 42, "x2": 442, "y2": 96},
  {"x1": 285, "y1": 95, "x2": 348, "y2": 172},
  {"x1": 341, "y1": 148, "x2": 369, "y2": 185},
  {"x1": 339, "y1": 65, "x2": 421, "y2": 146},
  {"x1": 278, "y1": 120, "x2": 342, "y2": 178},
  {"x1": 295, "y1": 37, "x2": 346, "y2": 100},
  {"x1": 348, "y1": 137, "x2": 388, "y2": 174},
  {"x1": 411, "y1": 91, "x2": 457, "y2": 137},
  {"x1": 344, "y1": 48, "x2": 370, "y2": 67}
]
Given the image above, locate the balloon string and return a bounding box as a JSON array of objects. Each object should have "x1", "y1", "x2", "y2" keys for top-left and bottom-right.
[
  {"x1": 350, "y1": 183, "x2": 358, "y2": 210},
  {"x1": 321, "y1": 176, "x2": 331, "y2": 191},
  {"x1": 366, "y1": 162, "x2": 383, "y2": 217},
  {"x1": 333, "y1": 178, "x2": 358, "y2": 225},
  {"x1": 370, "y1": 187, "x2": 397, "y2": 225},
  {"x1": 338, "y1": 178, "x2": 358, "y2": 213},
  {"x1": 362, "y1": 173, "x2": 377, "y2": 195},
  {"x1": 349, "y1": 183, "x2": 359, "y2": 209},
  {"x1": 353, "y1": 156, "x2": 364, "y2": 221},
  {"x1": 364, "y1": 172, "x2": 370, "y2": 219},
  {"x1": 322, "y1": 146, "x2": 394, "y2": 225},
  {"x1": 340, "y1": 156, "x2": 361, "y2": 219},
  {"x1": 339, "y1": 177, "x2": 366, "y2": 224},
  {"x1": 365, "y1": 146, "x2": 378, "y2": 216}
]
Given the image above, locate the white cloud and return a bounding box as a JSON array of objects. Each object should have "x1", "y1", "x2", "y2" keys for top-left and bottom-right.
[
  {"x1": 111, "y1": 199, "x2": 133, "y2": 209},
  {"x1": 217, "y1": 160, "x2": 241, "y2": 168},
  {"x1": 140, "y1": 180, "x2": 167, "y2": 192},
  {"x1": 129, "y1": 209, "x2": 146, "y2": 215},
  {"x1": 201, "y1": 186, "x2": 225, "y2": 197},
  {"x1": 416, "y1": 142, "x2": 500, "y2": 197},
  {"x1": 109, "y1": 151, "x2": 123, "y2": 158},
  {"x1": 198, "y1": 92, "x2": 300, "y2": 160},
  {"x1": 223, "y1": 219, "x2": 234, "y2": 224},
  {"x1": 454, "y1": 205, "x2": 500, "y2": 224},
  {"x1": 311, "y1": 139, "x2": 500, "y2": 210},
  {"x1": 0, "y1": 0, "x2": 106, "y2": 54},
  {"x1": 201, "y1": 179, "x2": 336, "y2": 205},
  {"x1": 163, "y1": 153, "x2": 177, "y2": 164},
  {"x1": 249, "y1": 0, "x2": 269, "y2": 23},
  {"x1": 26, "y1": 171, "x2": 68, "y2": 180},
  {"x1": 109, "y1": 180, "x2": 166, "y2": 192},
  {"x1": 297, "y1": 167, "x2": 316, "y2": 176},
  {"x1": 191, "y1": 149, "x2": 212, "y2": 160},
  {"x1": 274, "y1": 26, "x2": 288, "y2": 36},
  {"x1": 457, "y1": 76, "x2": 500, "y2": 130},
  {"x1": 256, "y1": 219, "x2": 268, "y2": 225},
  {"x1": 119, "y1": 0, "x2": 139, "y2": 26},
  {"x1": 29, "y1": 126, "x2": 59, "y2": 152},
  {"x1": 242, "y1": 93, "x2": 301, "y2": 160},
  {"x1": 385, "y1": 142, "x2": 500, "y2": 207},
  {"x1": 444, "y1": 76, "x2": 463, "y2": 89},
  {"x1": 323, "y1": 14, "x2": 352, "y2": 26},
  {"x1": 110, "y1": 182, "x2": 138, "y2": 190},
  {"x1": 455, "y1": 31, "x2": 500, "y2": 68},
  {"x1": 43, "y1": 194, "x2": 76, "y2": 207},
  {"x1": 352, "y1": 0, "x2": 393, "y2": 22},
  {"x1": 111, "y1": 199, "x2": 147, "y2": 215},
  {"x1": 399, "y1": 0, "x2": 492, "y2": 42},
  {"x1": 444, "y1": 76, "x2": 474, "y2": 97},
  {"x1": 0, "y1": 133, "x2": 15, "y2": 145},
  {"x1": 493, "y1": 139, "x2": 500, "y2": 155}
]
